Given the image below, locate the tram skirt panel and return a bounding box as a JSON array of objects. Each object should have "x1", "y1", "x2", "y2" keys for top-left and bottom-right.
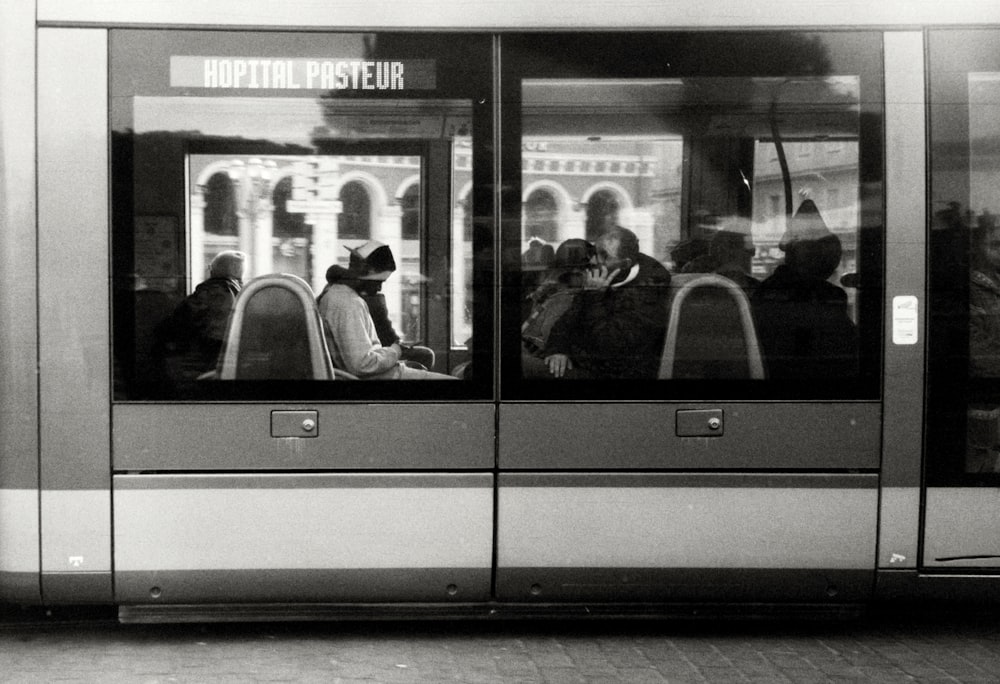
[
  {"x1": 496, "y1": 474, "x2": 877, "y2": 604},
  {"x1": 113, "y1": 474, "x2": 493, "y2": 604}
]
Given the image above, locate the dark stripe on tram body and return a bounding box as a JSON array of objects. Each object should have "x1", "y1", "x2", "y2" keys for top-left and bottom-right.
[
  {"x1": 115, "y1": 568, "x2": 493, "y2": 604},
  {"x1": 497, "y1": 567, "x2": 873, "y2": 603}
]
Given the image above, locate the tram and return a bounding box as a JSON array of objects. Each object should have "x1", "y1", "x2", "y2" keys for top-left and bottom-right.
[{"x1": 2, "y1": 0, "x2": 1000, "y2": 621}]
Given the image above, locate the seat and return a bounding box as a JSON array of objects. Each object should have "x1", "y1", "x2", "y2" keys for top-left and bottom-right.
[
  {"x1": 216, "y1": 273, "x2": 339, "y2": 380},
  {"x1": 658, "y1": 273, "x2": 765, "y2": 380}
]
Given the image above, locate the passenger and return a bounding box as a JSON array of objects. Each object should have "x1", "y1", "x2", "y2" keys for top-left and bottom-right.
[
  {"x1": 521, "y1": 238, "x2": 595, "y2": 357},
  {"x1": 317, "y1": 240, "x2": 454, "y2": 380},
  {"x1": 156, "y1": 250, "x2": 246, "y2": 393},
  {"x1": 751, "y1": 200, "x2": 857, "y2": 378},
  {"x1": 524, "y1": 227, "x2": 671, "y2": 379},
  {"x1": 521, "y1": 238, "x2": 556, "y2": 322},
  {"x1": 325, "y1": 244, "x2": 436, "y2": 370},
  {"x1": 969, "y1": 211, "x2": 1000, "y2": 377}
]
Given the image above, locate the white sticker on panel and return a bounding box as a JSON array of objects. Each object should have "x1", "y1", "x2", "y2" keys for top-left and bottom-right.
[{"x1": 892, "y1": 295, "x2": 918, "y2": 345}]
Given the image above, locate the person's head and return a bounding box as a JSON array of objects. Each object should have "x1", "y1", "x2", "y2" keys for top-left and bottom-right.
[
  {"x1": 779, "y1": 200, "x2": 841, "y2": 281},
  {"x1": 345, "y1": 240, "x2": 397, "y2": 295},
  {"x1": 548, "y1": 238, "x2": 596, "y2": 287},
  {"x1": 523, "y1": 239, "x2": 556, "y2": 271},
  {"x1": 593, "y1": 226, "x2": 639, "y2": 275},
  {"x1": 209, "y1": 250, "x2": 246, "y2": 283},
  {"x1": 710, "y1": 218, "x2": 755, "y2": 273}
]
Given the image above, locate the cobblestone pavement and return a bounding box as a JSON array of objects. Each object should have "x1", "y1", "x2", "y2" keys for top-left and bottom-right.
[{"x1": 2, "y1": 608, "x2": 1000, "y2": 683}]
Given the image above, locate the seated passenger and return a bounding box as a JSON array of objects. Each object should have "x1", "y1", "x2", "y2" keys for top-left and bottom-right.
[
  {"x1": 521, "y1": 238, "x2": 595, "y2": 357},
  {"x1": 326, "y1": 242, "x2": 436, "y2": 370},
  {"x1": 969, "y1": 211, "x2": 1000, "y2": 377},
  {"x1": 155, "y1": 250, "x2": 246, "y2": 394},
  {"x1": 317, "y1": 240, "x2": 454, "y2": 380},
  {"x1": 751, "y1": 200, "x2": 857, "y2": 378},
  {"x1": 524, "y1": 227, "x2": 671, "y2": 379}
]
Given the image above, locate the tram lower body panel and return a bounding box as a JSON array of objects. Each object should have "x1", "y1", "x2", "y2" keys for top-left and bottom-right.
[
  {"x1": 113, "y1": 473, "x2": 494, "y2": 604},
  {"x1": 496, "y1": 473, "x2": 877, "y2": 604}
]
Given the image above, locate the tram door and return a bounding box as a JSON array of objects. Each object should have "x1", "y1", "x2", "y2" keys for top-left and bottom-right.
[
  {"x1": 924, "y1": 30, "x2": 1000, "y2": 578},
  {"x1": 103, "y1": 30, "x2": 496, "y2": 605},
  {"x1": 496, "y1": 33, "x2": 887, "y2": 604}
]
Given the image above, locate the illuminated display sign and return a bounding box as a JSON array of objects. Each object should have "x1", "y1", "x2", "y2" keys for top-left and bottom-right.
[{"x1": 170, "y1": 57, "x2": 436, "y2": 91}]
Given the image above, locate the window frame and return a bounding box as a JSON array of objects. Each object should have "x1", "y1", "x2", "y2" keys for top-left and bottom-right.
[
  {"x1": 110, "y1": 29, "x2": 494, "y2": 402},
  {"x1": 499, "y1": 31, "x2": 885, "y2": 401}
]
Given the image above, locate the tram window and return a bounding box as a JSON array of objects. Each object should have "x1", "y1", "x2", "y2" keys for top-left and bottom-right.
[
  {"x1": 505, "y1": 54, "x2": 881, "y2": 396},
  {"x1": 110, "y1": 30, "x2": 492, "y2": 401},
  {"x1": 927, "y1": 30, "x2": 1000, "y2": 481}
]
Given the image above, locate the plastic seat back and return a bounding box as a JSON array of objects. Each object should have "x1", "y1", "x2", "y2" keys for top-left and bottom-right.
[
  {"x1": 658, "y1": 273, "x2": 765, "y2": 379},
  {"x1": 217, "y1": 274, "x2": 335, "y2": 380}
]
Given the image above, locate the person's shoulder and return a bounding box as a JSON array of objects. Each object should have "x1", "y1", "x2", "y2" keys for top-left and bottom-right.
[
  {"x1": 635, "y1": 253, "x2": 671, "y2": 287},
  {"x1": 321, "y1": 283, "x2": 366, "y2": 309},
  {"x1": 971, "y1": 268, "x2": 1000, "y2": 296}
]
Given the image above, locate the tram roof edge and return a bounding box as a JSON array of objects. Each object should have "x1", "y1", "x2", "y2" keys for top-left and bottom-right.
[{"x1": 36, "y1": 0, "x2": 1000, "y2": 31}]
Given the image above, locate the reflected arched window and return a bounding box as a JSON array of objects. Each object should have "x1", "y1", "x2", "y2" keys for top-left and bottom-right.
[
  {"x1": 585, "y1": 189, "x2": 622, "y2": 242},
  {"x1": 525, "y1": 188, "x2": 559, "y2": 243},
  {"x1": 339, "y1": 181, "x2": 371, "y2": 240},
  {"x1": 204, "y1": 172, "x2": 238, "y2": 236},
  {"x1": 272, "y1": 177, "x2": 307, "y2": 239},
  {"x1": 271, "y1": 176, "x2": 311, "y2": 283},
  {"x1": 401, "y1": 183, "x2": 421, "y2": 240}
]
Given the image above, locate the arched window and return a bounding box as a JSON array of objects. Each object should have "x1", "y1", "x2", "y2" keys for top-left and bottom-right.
[
  {"x1": 525, "y1": 188, "x2": 559, "y2": 243},
  {"x1": 401, "y1": 183, "x2": 421, "y2": 240},
  {"x1": 272, "y1": 177, "x2": 307, "y2": 239},
  {"x1": 204, "y1": 172, "x2": 238, "y2": 236},
  {"x1": 585, "y1": 189, "x2": 621, "y2": 242},
  {"x1": 339, "y1": 180, "x2": 371, "y2": 240}
]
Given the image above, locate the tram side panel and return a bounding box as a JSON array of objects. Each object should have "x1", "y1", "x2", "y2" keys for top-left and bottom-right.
[
  {"x1": 495, "y1": 31, "x2": 885, "y2": 605},
  {"x1": 36, "y1": 27, "x2": 113, "y2": 604},
  {"x1": 105, "y1": 29, "x2": 498, "y2": 606},
  {"x1": 0, "y1": 1, "x2": 40, "y2": 604}
]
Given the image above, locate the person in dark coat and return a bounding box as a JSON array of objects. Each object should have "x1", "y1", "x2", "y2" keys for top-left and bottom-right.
[
  {"x1": 156, "y1": 250, "x2": 246, "y2": 393},
  {"x1": 751, "y1": 200, "x2": 857, "y2": 379},
  {"x1": 526, "y1": 226, "x2": 671, "y2": 379}
]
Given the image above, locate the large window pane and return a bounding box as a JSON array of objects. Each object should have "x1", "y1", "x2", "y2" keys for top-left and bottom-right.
[
  {"x1": 111, "y1": 30, "x2": 491, "y2": 401},
  {"x1": 927, "y1": 30, "x2": 1000, "y2": 482},
  {"x1": 513, "y1": 65, "x2": 876, "y2": 395}
]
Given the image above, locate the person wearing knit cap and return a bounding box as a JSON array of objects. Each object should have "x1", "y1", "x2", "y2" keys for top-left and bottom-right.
[
  {"x1": 156, "y1": 250, "x2": 246, "y2": 394},
  {"x1": 317, "y1": 240, "x2": 453, "y2": 380},
  {"x1": 751, "y1": 200, "x2": 857, "y2": 379}
]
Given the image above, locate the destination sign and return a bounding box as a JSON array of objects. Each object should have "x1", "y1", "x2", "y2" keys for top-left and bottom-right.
[{"x1": 170, "y1": 57, "x2": 436, "y2": 91}]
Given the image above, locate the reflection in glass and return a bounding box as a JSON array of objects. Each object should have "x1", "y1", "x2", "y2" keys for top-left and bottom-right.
[
  {"x1": 117, "y1": 94, "x2": 475, "y2": 398},
  {"x1": 968, "y1": 73, "x2": 1000, "y2": 379},
  {"x1": 519, "y1": 77, "x2": 863, "y2": 382}
]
